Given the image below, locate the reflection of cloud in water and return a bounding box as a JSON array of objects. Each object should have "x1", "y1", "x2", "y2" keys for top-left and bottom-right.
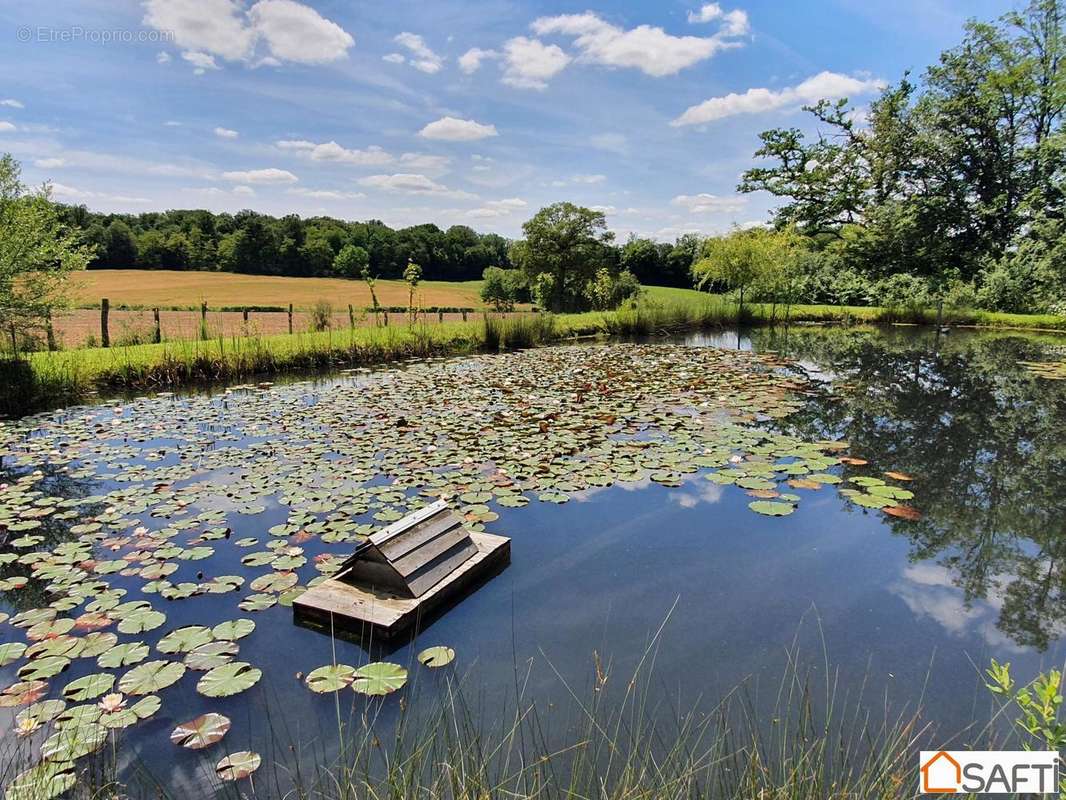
[
  {"x1": 571, "y1": 476, "x2": 652, "y2": 502},
  {"x1": 669, "y1": 481, "x2": 724, "y2": 509},
  {"x1": 890, "y1": 564, "x2": 1026, "y2": 654}
]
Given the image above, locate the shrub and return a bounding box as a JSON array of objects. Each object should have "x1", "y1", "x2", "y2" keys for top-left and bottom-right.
[{"x1": 310, "y1": 299, "x2": 333, "y2": 332}]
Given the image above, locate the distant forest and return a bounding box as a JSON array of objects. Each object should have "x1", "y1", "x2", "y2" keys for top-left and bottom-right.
[{"x1": 56, "y1": 206, "x2": 699, "y2": 288}]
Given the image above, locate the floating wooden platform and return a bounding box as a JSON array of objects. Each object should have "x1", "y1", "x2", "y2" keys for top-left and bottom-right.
[{"x1": 293, "y1": 530, "x2": 510, "y2": 638}]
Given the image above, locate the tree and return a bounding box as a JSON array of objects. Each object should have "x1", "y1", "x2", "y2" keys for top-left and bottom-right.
[
  {"x1": 403, "y1": 261, "x2": 422, "y2": 322},
  {"x1": 480, "y1": 267, "x2": 523, "y2": 311},
  {"x1": 692, "y1": 227, "x2": 780, "y2": 320},
  {"x1": 333, "y1": 244, "x2": 369, "y2": 280},
  {"x1": 0, "y1": 154, "x2": 92, "y2": 347},
  {"x1": 515, "y1": 203, "x2": 615, "y2": 312}
]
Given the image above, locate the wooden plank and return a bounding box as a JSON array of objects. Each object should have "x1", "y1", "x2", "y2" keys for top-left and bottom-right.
[
  {"x1": 404, "y1": 538, "x2": 479, "y2": 596},
  {"x1": 293, "y1": 532, "x2": 510, "y2": 637},
  {"x1": 369, "y1": 499, "x2": 449, "y2": 546},
  {"x1": 391, "y1": 524, "x2": 469, "y2": 577},
  {"x1": 377, "y1": 511, "x2": 460, "y2": 563}
]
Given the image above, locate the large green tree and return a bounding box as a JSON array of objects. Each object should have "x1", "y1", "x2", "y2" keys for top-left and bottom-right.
[
  {"x1": 739, "y1": 0, "x2": 1066, "y2": 306},
  {"x1": 0, "y1": 154, "x2": 91, "y2": 345},
  {"x1": 512, "y1": 202, "x2": 616, "y2": 312}
]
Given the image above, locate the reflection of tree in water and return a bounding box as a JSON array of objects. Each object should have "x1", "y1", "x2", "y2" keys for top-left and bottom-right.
[
  {"x1": 0, "y1": 461, "x2": 103, "y2": 614},
  {"x1": 751, "y1": 327, "x2": 1066, "y2": 650}
]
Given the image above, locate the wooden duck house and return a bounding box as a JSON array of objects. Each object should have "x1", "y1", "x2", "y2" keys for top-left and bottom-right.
[{"x1": 293, "y1": 499, "x2": 510, "y2": 637}]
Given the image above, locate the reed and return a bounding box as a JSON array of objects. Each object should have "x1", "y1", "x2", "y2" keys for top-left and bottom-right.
[{"x1": 1, "y1": 620, "x2": 942, "y2": 800}]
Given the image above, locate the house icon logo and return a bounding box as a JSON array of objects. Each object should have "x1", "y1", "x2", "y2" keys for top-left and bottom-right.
[{"x1": 921, "y1": 750, "x2": 962, "y2": 793}]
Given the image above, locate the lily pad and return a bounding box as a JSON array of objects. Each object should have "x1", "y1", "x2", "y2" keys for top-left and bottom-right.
[
  {"x1": 352, "y1": 662, "x2": 408, "y2": 696},
  {"x1": 170, "y1": 712, "x2": 231, "y2": 749},
  {"x1": 196, "y1": 661, "x2": 262, "y2": 697},
  {"x1": 417, "y1": 646, "x2": 455, "y2": 668},
  {"x1": 748, "y1": 500, "x2": 795, "y2": 517},
  {"x1": 212, "y1": 619, "x2": 255, "y2": 641},
  {"x1": 62, "y1": 673, "x2": 115, "y2": 702},
  {"x1": 216, "y1": 751, "x2": 261, "y2": 781},
  {"x1": 157, "y1": 626, "x2": 213, "y2": 654},
  {"x1": 305, "y1": 664, "x2": 356, "y2": 693},
  {"x1": 118, "y1": 660, "x2": 186, "y2": 695}
]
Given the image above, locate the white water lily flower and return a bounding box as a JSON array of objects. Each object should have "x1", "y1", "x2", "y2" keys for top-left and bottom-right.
[{"x1": 98, "y1": 693, "x2": 126, "y2": 713}]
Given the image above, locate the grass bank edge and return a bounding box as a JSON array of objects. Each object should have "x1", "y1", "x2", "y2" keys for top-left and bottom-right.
[{"x1": 7, "y1": 296, "x2": 1066, "y2": 416}]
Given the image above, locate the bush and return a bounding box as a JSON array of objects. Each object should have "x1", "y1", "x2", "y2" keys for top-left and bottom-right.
[
  {"x1": 586, "y1": 268, "x2": 641, "y2": 310},
  {"x1": 976, "y1": 260, "x2": 1035, "y2": 313},
  {"x1": 873, "y1": 273, "x2": 931, "y2": 310},
  {"x1": 480, "y1": 267, "x2": 526, "y2": 311},
  {"x1": 310, "y1": 299, "x2": 333, "y2": 332}
]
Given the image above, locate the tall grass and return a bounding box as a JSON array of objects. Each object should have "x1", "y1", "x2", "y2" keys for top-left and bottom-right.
[
  {"x1": 1, "y1": 618, "x2": 936, "y2": 800},
  {"x1": 6, "y1": 294, "x2": 1066, "y2": 417}
]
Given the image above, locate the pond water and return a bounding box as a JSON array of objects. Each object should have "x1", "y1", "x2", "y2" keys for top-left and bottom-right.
[{"x1": 1, "y1": 325, "x2": 1065, "y2": 796}]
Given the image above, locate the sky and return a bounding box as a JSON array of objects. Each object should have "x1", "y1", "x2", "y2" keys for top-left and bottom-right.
[{"x1": 0, "y1": 0, "x2": 1014, "y2": 241}]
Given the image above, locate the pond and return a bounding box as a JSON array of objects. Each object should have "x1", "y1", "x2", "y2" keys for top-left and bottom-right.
[{"x1": 1, "y1": 325, "x2": 1065, "y2": 796}]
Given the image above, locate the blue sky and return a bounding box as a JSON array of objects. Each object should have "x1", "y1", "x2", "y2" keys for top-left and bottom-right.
[{"x1": 0, "y1": 0, "x2": 1012, "y2": 240}]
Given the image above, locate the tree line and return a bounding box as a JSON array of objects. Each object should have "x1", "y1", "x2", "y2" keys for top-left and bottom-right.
[
  {"x1": 699, "y1": 0, "x2": 1066, "y2": 315},
  {"x1": 55, "y1": 204, "x2": 698, "y2": 292}
]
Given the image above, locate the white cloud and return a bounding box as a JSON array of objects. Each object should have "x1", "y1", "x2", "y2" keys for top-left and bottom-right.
[
  {"x1": 249, "y1": 0, "x2": 354, "y2": 64},
  {"x1": 572, "y1": 173, "x2": 606, "y2": 184},
  {"x1": 34, "y1": 158, "x2": 66, "y2": 168},
  {"x1": 590, "y1": 133, "x2": 628, "y2": 155},
  {"x1": 164, "y1": 120, "x2": 182, "y2": 127},
  {"x1": 458, "y1": 47, "x2": 497, "y2": 74},
  {"x1": 50, "y1": 183, "x2": 152, "y2": 204},
  {"x1": 182, "y1": 51, "x2": 219, "y2": 74},
  {"x1": 501, "y1": 37, "x2": 570, "y2": 89},
  {"x1": 671, "y1": 193, "x2": 747, "y2": 213},
  {"x1": 144, "y1": 0, "x2": 256, "y2": 61},
  {"x1": 232, "y1": 185, "x2": 256, "y2": 196},
  {"x1": 531, "y1": 10, "x2": 746, "y2": 78},
  {"x1": 358, "y1": 173, "x2": 475, "y2": 199},
  {"x1": 687, "y1": 3, "x2": 723, "y2": 23},
  {"x1": 419, "y1": 116, "x2": 498, "y2": 141},
  {"x1": 687, "y1": 3, "x2": 749, "y2": 34},
  {"x1": 0, "y1": 99, "x2": 24, "y2": 109},
  {"x1": 288, "y1": 187, "x2": 365, "y2": 200},
  {"x1": 465, "y1": 197, "x2": 527, "y2": 218},
  {"x1": 309, "y1": 141, "x2": 392, "y2": 165},
  {"x1": 214, "y1": 127, "x2": 239, "y2": 139},
  {"x1": 144, "y1": 0, "x2": 352, "y2": 70},
  {"x1": 221, "y1": 167, "x2": 298, "y2": 183},
  {"x1": 399, "y1": 152, "x2": 451, "y2": 171},
  {"x1": 393, "y1": 32, "x2": 443, "y2": 74},
  {"x1": 382, "y1": 53, "x2": 406, "y2": 64},
  {"x1": 0, "y1": 122, "x2": 15, "y2": 133},
  {"x1": 156, "y1": 51, "x2": 171, "y2": 64},
  {"x1": 275, "y1": 139, "x2": 316, "y2": 151},
  {"x1": 672, "y1": 71, "x2": 886, "y2": 126}
]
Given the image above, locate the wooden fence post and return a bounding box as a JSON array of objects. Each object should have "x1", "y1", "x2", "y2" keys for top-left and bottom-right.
[
  {"x1": 153, "y1": 308, "x2": 161, "y2": 344},
  {"x1": 383, "y1": 311, "x2": 389, "y2": 327},
  {"x1": 462, "y1": 309, "x2": 468, "y2": 322},
  {"x1": 438, "y1": 310, "x2": 444, "y2": 323},
  {"x1": 45, "y1": 310, "x2": 56, "y2": 352},
  {"x1": 242, "y1": 308, "x2": 249, "y2": 325},
  {"x1": 348, "y1": 304, "x2": 355, "y2": 329},
  {"x1": 200, "y1": 302, "x2": 208, "y2": 340},
  {"x1": 100, "y1": 298, "x2": 110, "y2": 348},
  {"x1": 288, "y1": 303, "x2": 293, "y2": 335}
]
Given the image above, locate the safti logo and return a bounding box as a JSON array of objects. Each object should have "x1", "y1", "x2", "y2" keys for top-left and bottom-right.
[{"x1": 919, "y1": 750, "x2": 1060, "y2": 794}]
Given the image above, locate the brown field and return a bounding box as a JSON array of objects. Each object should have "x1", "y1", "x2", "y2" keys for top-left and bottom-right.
[
  {"x1": 48, "y1": 308, "x2": 486, "y2": 348},
  {"x1": 68, "y1": 270, "x2": 487, "y2": 310}
]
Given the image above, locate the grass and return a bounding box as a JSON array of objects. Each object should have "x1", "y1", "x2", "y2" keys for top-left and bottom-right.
[
  {"x1": 68, "y1": 270, "x2": 493, "y2": 311},
  {"x1": 0, "y1": 615, "x2": 937, "y2": 800},
  {"x1": 4, "y1": 290, "x2": 1066, "y2": 416},
  {"x1": 642, "y1": 285, "x2": 1066, "y2": 331}
]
